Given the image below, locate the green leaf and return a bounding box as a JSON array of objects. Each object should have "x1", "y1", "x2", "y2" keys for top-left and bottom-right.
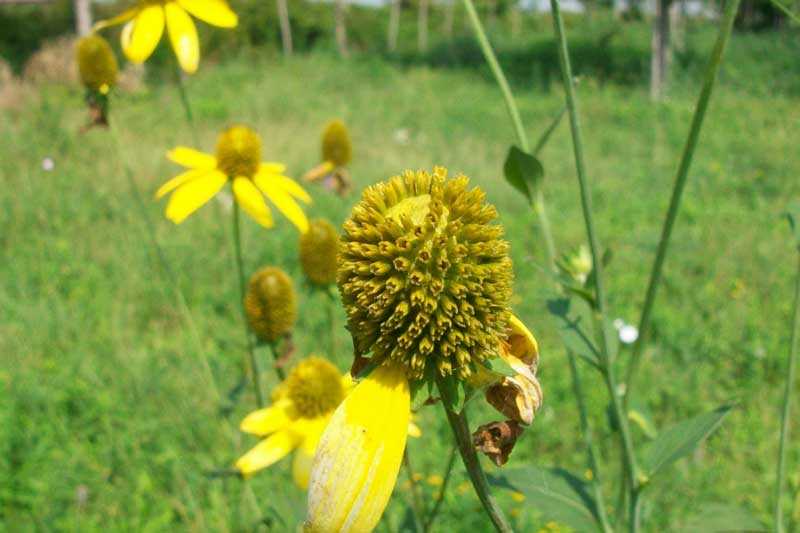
[
  {"x1": 546, "y1": 298, "x2": 601, "y2": 369},
  {"x1": 784, "y1": 200, "x2": 800, "y2": 251},
  {"x1": 488, "y1": 466, "x2": 601, "y2": 532},
  {"x1": 437, "y1": 374, "x2": 466, "y2": 414},
  {"x1": 679, "y1": 503, "x2": 765, "y2": 532},
  {"x1": 503, "y1": 145, "x2": 544, "y2": 204},
  {"x1": 643, "y1": 404, "x2": 735, "y2": 480},
  {"x1": 482, "y1": 357, "x2": 515, "y2": 378}
]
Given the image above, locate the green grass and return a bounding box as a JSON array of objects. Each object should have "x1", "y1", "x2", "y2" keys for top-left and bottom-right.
[{"x1": 2, "y1": 23, "x2": 800, "y2": 531}]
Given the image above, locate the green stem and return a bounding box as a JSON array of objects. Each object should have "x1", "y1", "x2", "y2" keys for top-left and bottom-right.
[
  {"x1": 424, "y1": 444, "x2": 458, "y2": 532},
  {"x1": 775, "y1": 248, "x2": 800, "y2": 533},
  {"x1": 265, "y1": 341, "x2": 286, "y2": 381},
  {"x1": 174, "y1": 67, "x2": 199, "y2": 145},
  {"x1": 566, "y1": 351, "x2": 613, "y2": 533},
  {"x1": 548, "y1": 1, "x2": 640, "y2": 528},
  {"x1": 402, "y1": 450, "x2": 426, "y2": 532},
  {"x1": 108, "y1": 117, "x2": 220, "y2": 402},
  {"x1": 624, "y1": 0, "x2": 742, "y2": 400},
  {"x1": 443, "y1": 406, "x2": 513, "y2": 533},
  {"x1": 461, "y1": 0, "x2": 557, "y2": 274},
  {"x1": 232, "y1": 202, "x2": 264, "y2": 407},
  {"x1": 769, "y1": 0, "x2": 800, "y2": 25},
  {"x1": 325, "y1": 287, "x2": 337, "y2": 356}
]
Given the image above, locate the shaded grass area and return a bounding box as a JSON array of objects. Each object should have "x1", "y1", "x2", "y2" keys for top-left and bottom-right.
[{"x1": 1, "y1": 39, "x2": 799, "y2": 530}]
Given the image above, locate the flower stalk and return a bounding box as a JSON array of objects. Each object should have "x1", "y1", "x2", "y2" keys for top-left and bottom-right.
[{"x1": 424, "y1": 444, "x2": 459, "y2": 532}]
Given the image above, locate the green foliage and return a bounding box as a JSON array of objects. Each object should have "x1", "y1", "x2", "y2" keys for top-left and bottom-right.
[
  {"x1": 503, "y1": 145, "x2": 543, "y2": 204},
  {"x1": 680, "y1": 503, "x2": 765, "y2": 531}
]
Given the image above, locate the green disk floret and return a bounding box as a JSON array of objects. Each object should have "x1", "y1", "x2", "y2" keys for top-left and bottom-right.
[{"x1": 337, "y1": 167, "x2": 513, "y2": 381}]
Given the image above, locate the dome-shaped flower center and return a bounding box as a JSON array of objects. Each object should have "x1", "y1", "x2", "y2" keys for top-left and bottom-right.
[
  {"x1": 216, "y1": 126, "x2": 262, "y2": 178},
  {"x1": 76, "y1": 34, "x2": 118, "y2": 92},
  {"x1": 299, "y1": 218, "x2": 339, "y2": 286},
  {"x1": 338, "y1": 167, "x2": 513, "y2": 381},
  {"x1": 321, "y1": 119, "x2": 352, "y2": 167},
  {"x1": 244, "y1": 267, "x2": 296, "y2": 343},
  {"x1": 286, "y1": 357, "x2": 345, "y2": 418}
]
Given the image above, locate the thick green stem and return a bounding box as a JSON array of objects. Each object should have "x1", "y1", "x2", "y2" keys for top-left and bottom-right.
[
  {"x1": 444, "y1": 406, "x2": 513, "y2": 533},
  {"x1": 775, "y1": 249, "x2": 800, "y2": 533},
  {"x1": 461, "y1": 0, "x2": 557, "y2": 274},
  {"x1": 624, "y1": 0, "x2": 742, "y2": 400},
  {"x1": 232, "y1": 203, "x2": 264, "y2": 407},
  {"x1": 424, "y1": 444, "x2": 458, "y2": 532},
  {"x1": 566, "y1": 351, "x2": 613, "y2": 533},
  {"x1": 548, "y1": 2, "x2": 640, "y2": 529}
]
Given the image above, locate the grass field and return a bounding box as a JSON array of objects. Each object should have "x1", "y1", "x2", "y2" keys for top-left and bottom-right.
[{"x1": 2, "y1": 19, "x2": 800, "y2": 531}]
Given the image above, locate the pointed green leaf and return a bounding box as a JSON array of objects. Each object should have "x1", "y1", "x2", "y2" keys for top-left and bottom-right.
[
  {"x1": 437, "y1": 374, "x2": 466, "y2": 414},
  {"x1": 489, "y1": 466, "x2": 601, "y2": 531},
  {"x1": 679, "y1": 503, "x2": 764, "y2": 532},
  {"x1": 503, "y1": 145, "x2": 544, "y2": 204},
  {"x1": 643, "y1": 404, "x2": 735, "y2": 480}
]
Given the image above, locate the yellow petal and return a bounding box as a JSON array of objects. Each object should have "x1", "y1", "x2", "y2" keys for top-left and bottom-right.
[
  {"x1": 165, "y1": 3, "x2": 199, "y2": 74},
  {"x1": 232, "y1": 177, "x2": 274, "y2": 228},
  {"x1": 306, "y1": 363, "x2": 410, "y2": 532},
  {"x1": 93, "y1": 7, "x2": 138, "y2": 32},
  {"x1": 260, "y1": 162, "x2": 287, "y2": 174},
  {"x1": 167, "y1": 146, "x2": 217, "y2": 170},
  {"x1": 254, "y1": 177, "x2": 309, "y2": 233},
  {"x1": 257, "y1": 166, "x2": 312, "y2": 204},
  {"x1": 123, "y1": 5, "x2": 165, "y2": 64},
  {"x1": 176, "y1": 0, "x2": 238, "y2": 28},
  {"x1": 165, "y1": 170, "x2": 227, "y2": 223},
  {"x1": 500, "y1": 314, "x2": 540, "y2": 380},
  {"x1": 236, "y1": 430, "x2": 296, "y2": 476},
  {"x1": 155, "y1": 168, "x2": 209, "y2": 200},
  {"x1": 240, "y1": 401, "x2": 291, "y2": 437},
  {"x1": 293, "y1": 422, "x2": 327, "y2": 490}
]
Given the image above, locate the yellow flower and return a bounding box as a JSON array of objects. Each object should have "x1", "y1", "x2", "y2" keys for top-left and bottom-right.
[
  {"x1": 237, "y1": 357, "x2": 354, "y2": 489},
  {"x1": 306, "y1": 168, "x2": 529, "y2": 531},
  {"x1": 94, "y1": 0, "x2": 237, "y2": 74},
  {"x1": 156, "y1": 126, "x2": 311, "y2": 231}
]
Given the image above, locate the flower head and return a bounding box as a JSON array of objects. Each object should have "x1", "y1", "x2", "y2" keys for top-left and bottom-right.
[
  {"x1": 237, "y1": 356, "x2": 354, "y2": 488},
  {"x1": 299, "y1": 218, "x2": 339, "y2": 286},
  {"x1": 338, "y1": 167, "x2": 513, "y2": 381},
  {"x1": 244, "y1": 267, "x2": 296, "y2": 343},
  {"x1": 156, "y1": 125, "x2": 311, "y2": 231},
  {"x1": 94, "y1": 0, "x2": 237, "y2": 74},
  {"x1": 321, "y1": 119, "x2": 352, "y2": 168},
  {"x1": 76, "y1": 34, "x2": 118, "y2": 94}
]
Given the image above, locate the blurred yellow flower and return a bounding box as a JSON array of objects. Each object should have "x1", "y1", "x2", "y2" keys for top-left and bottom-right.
[
  {"x1": 94, "y1": 0, "x2": 237, "y2": 74},
  {"x1": 237, "y1": 357, "x2": 354, "y2": 489},
  {"x1": 156, "y1": 126, "x2": 310, "y2": 231}
]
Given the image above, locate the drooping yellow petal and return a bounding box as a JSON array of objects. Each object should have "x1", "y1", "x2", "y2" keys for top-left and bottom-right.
[
  {"x1": 306, "y1": 363, "x2": 410, "y2": 532},
  {"x1": 176, "y1": 0, "x2": 238, "y2": 28},
  {"x1": 240, "y1": 401, "x2": 291, "y2": 437},
  {"x1": 254, "y1": 178, "x2": 309, "y2": 233},
  {"x1": 236, "y1": 430, "x2": 297, "y2": 476},
  {"x1": 167, "y1": 146, "x2": 217, "y2": 170},
  {"x1": 93, "y1": 7, "x2": 139, "y2": 31},
  {"x1": 292, "y1": 420, "x2": 327, "y2": 490},
  {"x1": 165, "y1": 2, "x2": 199, "y2": 74},
  {"x1": 256, "y1": 167, "x2": 312, "y2": 204},
  {"x1": 261, "y1": 162, "x2": 287, "y2": 174},
  {"x1": 155, "y1": 168, "x2": 209, "y2": 200},
  {"x1": 232, "y1": 177, "x2": 274, "y2": 228},
  {"x1": 500, "y1": 314, "x2": 540, "y2": 381},
  {"x1": 123, "y1": 5, "x2": 165, "y2": 64},
  {"x1": 121, "y1": 19, "x2": 135, "y2": 54},
  {"x1": 165, "y1": 170, "x2": 227, "y2": 223}
]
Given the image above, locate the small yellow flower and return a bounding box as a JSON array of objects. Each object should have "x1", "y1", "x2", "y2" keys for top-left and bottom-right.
[
  {"x1": 427, "y1": 474, "x2": 443, "y2": 486},
  {"x1": 236, "y1": 357, "x2": 354, "y2": 489},
  {"x1": 94, "y1": 0, "x2": 237, "y2": 74},
  {"x1": 303, "y1": 119, "x2": 353, "y2": 195},
  {"x1": 156, "y1": 126, "x2": 311, "y2": 231}
]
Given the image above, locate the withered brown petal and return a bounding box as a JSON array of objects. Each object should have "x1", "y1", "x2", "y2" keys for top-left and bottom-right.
[{"x1": 472, "y1": 420, "x2": 525, "y2": 466}]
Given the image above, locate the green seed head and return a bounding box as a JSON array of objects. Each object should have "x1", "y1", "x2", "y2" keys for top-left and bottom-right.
[
  {"x1": 76, "y1": 34, "x2": 118, "y2": 93},
  {"x1": 321, "y1": 119, "x2": 352, "y2": 167},
  {"x1": 338, "y1": 167, "x2": 513, "y2": 381},
  {"x1": 245, "y1": 267, "x2": 296, "y2": 342},
  {"x1": 299, "y1": 218, "x2": 339, "y2": 286},
  {"x1": 216, "y1": 126, "x2": 262, "y2": 178}
]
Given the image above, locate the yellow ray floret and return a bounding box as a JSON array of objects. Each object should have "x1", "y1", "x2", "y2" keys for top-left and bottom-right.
[
  {"x1": 94, "y1": 0, "x2": 237, "y2": 74},
  {"x1": 305, "y1": 362, "x2": 410, "y2": 532},
  {"x1": 155, "y1": 126, "x2": 310, "y2": 231}
]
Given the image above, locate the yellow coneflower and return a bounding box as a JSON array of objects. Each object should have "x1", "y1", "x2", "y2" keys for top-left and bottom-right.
[
  {"x1": 303, "y1": 119, "x2": 353, "y2": 195},
  {"x1": 244, "y1": 267, "x2": 296, "y2": 343},
  {"x1": 155, "y1": 125, "x2": 311, "y2": 231},
  {"x1": 305, "y1": 167, "x2": 540, "y2": 531},
  {"x1": 299, "y1": 218, "x2": 339, "y2": 286},
  {"x1": 94, "y1": 0, "x2": 237, "y2": 74},
  {"x1": 76, "y1": 34, "x2": 118, "y2": 95},
  {"x1": 237, "y1": 356, "x2": 422, "y2": 489}
]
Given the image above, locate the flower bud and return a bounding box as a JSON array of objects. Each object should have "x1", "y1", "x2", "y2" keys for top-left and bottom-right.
[
  {"x1": 245, "y1": 267, "x2": 296, "y2": 342},
  {"x1": 299, "y1": 218, "x2": 339, "y2": 286}
]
